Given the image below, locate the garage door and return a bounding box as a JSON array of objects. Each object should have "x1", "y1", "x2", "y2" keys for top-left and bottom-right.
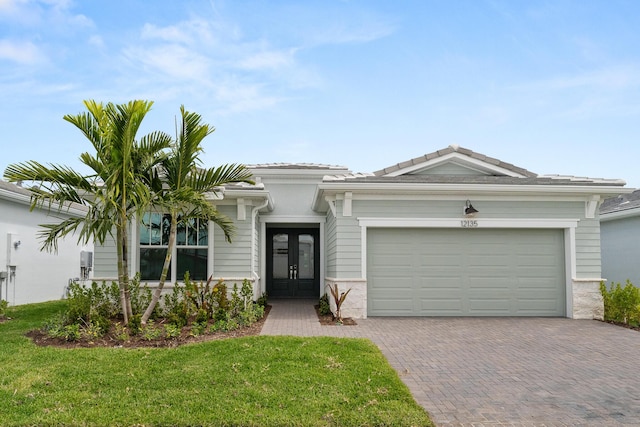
[{"x1": 367, "y1": 228, "x2": 566, "y2": 316}]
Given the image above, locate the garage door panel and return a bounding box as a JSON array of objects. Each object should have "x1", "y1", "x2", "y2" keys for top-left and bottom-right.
[
  {"x1": 368, "y1": 228, "x2": 565, "y2": 317},
  {"x1": 370, "y1": 298, "x2": 414, "y2": 315},
  {"x1": 468, "y1": 298, "x2": 512, "y2": 314},
  {"x1": 418, "y1": 298, "x2": 464, "y2": 314}
]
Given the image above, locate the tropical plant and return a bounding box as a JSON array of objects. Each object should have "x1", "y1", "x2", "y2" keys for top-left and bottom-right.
[
  {"x1": 140, "y1": 106, "x2": 254, "y2": 324},
  {"x1": 327, "y1": 283, "x2": 352, "y2": 324},
  {"x1": 3, "y1": 100, "x2": 172, "y2": 324},
  {"x1": 600, "y1": 280, "x2": 640, "y2": 326}
]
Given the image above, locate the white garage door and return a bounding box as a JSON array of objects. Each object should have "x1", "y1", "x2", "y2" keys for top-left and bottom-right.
[{"x1": 367, "y1": 228, "x2": 566, "y2": 316}]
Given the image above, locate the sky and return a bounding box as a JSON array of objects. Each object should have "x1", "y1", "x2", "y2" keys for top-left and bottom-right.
[{"x1": 1, "y1": 0, "x2": 640, "y2": 187}]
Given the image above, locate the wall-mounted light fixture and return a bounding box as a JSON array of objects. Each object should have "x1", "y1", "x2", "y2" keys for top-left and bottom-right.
[
  {"x1": 464, "y1": 200, "x2": 478, "y2": 217},
  {"x1": 13, "y1": 241, "x2": 21, "y2": 249}
]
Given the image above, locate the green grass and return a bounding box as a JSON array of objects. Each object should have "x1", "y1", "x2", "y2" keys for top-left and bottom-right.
[{"x1": 0, "y1": 301, "x2": 433, "y2": 427}]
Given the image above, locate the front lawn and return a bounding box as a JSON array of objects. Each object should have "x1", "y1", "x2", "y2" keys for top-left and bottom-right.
[{"x1": 0, "y1": 301, "x2": 432, "y2": 427}]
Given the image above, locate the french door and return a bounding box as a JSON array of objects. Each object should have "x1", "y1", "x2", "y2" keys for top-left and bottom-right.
[{"x1": 266, "y1": 228, "x2": 319, "y2": 298}]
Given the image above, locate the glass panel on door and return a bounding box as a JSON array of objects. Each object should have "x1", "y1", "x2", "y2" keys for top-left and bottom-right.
[
  {"x1": 298, "y1": 234, "x2": 314, "y2": 280},
  {"x1": 272, "y1": 233, "x2": 289, "y2": 279}
]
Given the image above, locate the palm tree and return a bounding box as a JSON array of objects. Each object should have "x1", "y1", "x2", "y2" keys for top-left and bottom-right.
[
  {"x1": 3, "y1": 100, "x2": 172, "y2": 324},
  {"x1": 140, "y1": 106, "x2": 254, "y2": 324}
]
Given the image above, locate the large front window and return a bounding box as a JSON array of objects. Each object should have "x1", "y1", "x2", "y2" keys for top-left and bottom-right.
[{"x1": 139, "y1": 213, "x2": 209, "y2": 281}]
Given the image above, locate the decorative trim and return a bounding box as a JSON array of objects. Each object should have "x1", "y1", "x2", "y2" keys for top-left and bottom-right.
[
  {"x1": 384, "y1": 152, "x2": 528, "y2": 178},
  {"x1": 358, "y1": 217, "x2": 579, "y2": 229},
  {"x1": 237, "y1": 198, "x2": 246, "y2": 221},
  {"x1": 343, "y1": 192, "x2": 352, "y2": 217},
  {"x1": 259, "y1": 215, "x2": 326, "y2": 224},
  {"x1": 325, "y1": 196, "x2": 337, "y2": 217},
  {"x1": 585, "y1": 196, "x2": 600, "y2": 219}
]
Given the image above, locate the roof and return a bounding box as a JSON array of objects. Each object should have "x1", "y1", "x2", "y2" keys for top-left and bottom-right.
[
  {"x1": 600, "y1": 189, "x2": 640, "y2": 215},
  {"x1": 0, "y1": 179, "x2": 89, "y2": 215},
  {"x1": 323, "y1": 174, "x2": 627, "y2": 186},
  {"x1": 248, "y1": 162, "x2": 349, "y2": 171},
  {"x1": 373, "y1": 145, "x2": 537, "y2": 178},
  {"x1": 326, "y1": 145, "x2": 626, "y2": 187}
]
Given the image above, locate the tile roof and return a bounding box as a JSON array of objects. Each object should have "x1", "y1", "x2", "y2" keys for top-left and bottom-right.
[
  {"x1": 323, "y1": 174, "x2": 625, "y2": 186},
  {"x1": 372, "y1": 145, "x2": 537, "y2": 178},
  {"x1": 248, "y1": 162, "x2": 349, "y2": 171}
]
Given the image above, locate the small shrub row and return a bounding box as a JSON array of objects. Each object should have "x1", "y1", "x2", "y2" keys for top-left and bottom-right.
[
  {"x1": 600, "y1": 280, "x2": 640, "y2": 326},
  {"x1": 44, "y1": 274, "x2": 266, "y2": 342}
]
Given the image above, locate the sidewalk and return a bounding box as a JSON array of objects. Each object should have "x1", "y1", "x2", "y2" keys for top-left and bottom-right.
[{"x1": 260, "y1": 299, "x2": 362, "y2": 338}]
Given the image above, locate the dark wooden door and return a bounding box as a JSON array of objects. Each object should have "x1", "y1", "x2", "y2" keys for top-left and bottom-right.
[{"x1": 266, "y1": 228, "x2": 319, "y2": 298}]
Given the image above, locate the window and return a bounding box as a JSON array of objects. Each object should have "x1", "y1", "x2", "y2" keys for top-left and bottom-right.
[{"x1": 139, "y1": 213, "x2": 209, "y2": 281}]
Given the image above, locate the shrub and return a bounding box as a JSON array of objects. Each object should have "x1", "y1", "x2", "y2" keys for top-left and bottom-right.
[
  {"x1": 600, "y1": 280, "x2": 640, "y2": 326},
  {"x1": 0, "y1": 299, "x2": 8, "y2": 318},
  {"x1": 164, "y1": 323, "x2": 181, "y2": 339},
  {"x1": 229, "y1": 284, "x2": 243, "y2": 317},
  {"x1": 256, "y1": 292, "x2": 268, "y2": 308},
  {"x1": 141, "y1": 321, "x2": 163, "y2": 341},
  {"x1": 240, "y1": 279, "x2": 253, "y2": 310},
  {"x1": 318, "y1": 293, "x2": 330, "y2": 315},
  {"x1": 211, "y1": 280, "x2": 228, "y2": 313}
]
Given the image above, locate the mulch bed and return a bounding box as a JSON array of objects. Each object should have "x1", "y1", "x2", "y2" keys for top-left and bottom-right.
[
  {"x1": 25, "y1": 306, "x2": 271, "y2": 349},
  {"x1": 314, "y1": 305, "x2": 357, "y2": 326},
  {"x1": 22, "y1": 303, "x2": 356, "y2": 349}
]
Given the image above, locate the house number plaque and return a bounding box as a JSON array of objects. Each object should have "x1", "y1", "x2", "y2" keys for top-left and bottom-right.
[{"x1": 460, "y1": 220, "x2": 478, "y2": 228}]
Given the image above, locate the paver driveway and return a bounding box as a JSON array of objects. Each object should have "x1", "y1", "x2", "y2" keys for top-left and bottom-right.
[{"x1": 261, "y1": 300, "x2": 640, "y2": 426}]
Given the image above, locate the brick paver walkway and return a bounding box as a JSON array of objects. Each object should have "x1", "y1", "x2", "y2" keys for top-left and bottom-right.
[{"x1": 261, "y1": 299, "x2": 640, "y2": 427}]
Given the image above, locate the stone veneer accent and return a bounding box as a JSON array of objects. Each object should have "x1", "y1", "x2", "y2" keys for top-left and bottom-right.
[
  {"x1": 326, "y1": 278, "x2": 605, "y2": 320},
  {"x1": 572, "y1": 280, "x2": 604, "y2": 320},
  {"x1": 324, "y1": 278, "x2": 367, "y2": 319}
]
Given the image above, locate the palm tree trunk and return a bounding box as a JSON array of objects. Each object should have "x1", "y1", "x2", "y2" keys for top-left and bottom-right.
[
  {"x1": 141, "y1": 212, "x2": 176, "y2": 324},
  {"x1": 121, "y1": 220, "x2": 133, "y2": 321},
  {"x1": 116, "y1": 225, "x2": 129, "y2": 325}
]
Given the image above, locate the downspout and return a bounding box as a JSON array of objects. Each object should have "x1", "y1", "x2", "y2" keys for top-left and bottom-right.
[{"x1": 251, "y1": 198, "x2": 270, "y2": 291}]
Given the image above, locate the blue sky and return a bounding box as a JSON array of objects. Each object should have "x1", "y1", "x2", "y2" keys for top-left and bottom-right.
[{"x1": 1, "y1": 0, "x2": 640, "y2": 187}]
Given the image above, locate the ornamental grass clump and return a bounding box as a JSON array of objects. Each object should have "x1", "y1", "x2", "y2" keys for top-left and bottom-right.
[{"x1": 327, "y1": 283, "x2": 352, "y2": 324}]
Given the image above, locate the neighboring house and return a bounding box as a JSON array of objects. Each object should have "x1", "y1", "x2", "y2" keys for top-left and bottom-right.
[
  {"x1": 0, "y1": 180, "x2": 93, "y2": 305},
  {"x1": 600, "y1": 189, "x2": 640, "y2": 286},
  {"x1": 93, "y1": 145, "x2": 631, "y2": 319}
]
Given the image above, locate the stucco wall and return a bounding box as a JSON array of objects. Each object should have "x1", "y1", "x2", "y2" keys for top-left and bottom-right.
[{"x1": 0, "y1": 197, "x2": 92, "y2": 305}]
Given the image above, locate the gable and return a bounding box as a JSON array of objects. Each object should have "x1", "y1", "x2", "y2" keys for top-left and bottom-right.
[
  {"x1": 407, "y1": 157, "x2": 496, "y2": 176},
  {"x1": 374, "y1": 145, "x2": 536, "y2": 178}
]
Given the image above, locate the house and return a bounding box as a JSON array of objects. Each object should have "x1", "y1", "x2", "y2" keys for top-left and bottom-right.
[
  {"x1": 93, "y1": 145, "x2": 631, "y2": 319},
  {"x1": 0, "y1": 180, "x2": 93, "y2": 305},
  {"x1": 600, "y1": 189, "x2": 640, "y2": 286}
]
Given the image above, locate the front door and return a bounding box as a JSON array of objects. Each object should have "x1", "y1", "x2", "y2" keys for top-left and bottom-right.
[{"x1": 267, "y1": 228, "x2": 320, "y2": 298}]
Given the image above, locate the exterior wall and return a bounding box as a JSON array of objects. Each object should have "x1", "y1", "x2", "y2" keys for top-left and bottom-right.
[
  {"x1": 326, "y1": 198, "x2": 602, "y2": 319},
  {"x1": 601, "y1": 215, "x2": 640, "y2": 285},
  {"x1": 93, "y1": 223, "x2": 135, "y2": 281},
  {"x1": 325, "y1": 212, "x2": 337, "y2": 278},
  {"x1": 93, "y1": 233, "x2": 118, "y2": 279},
  {"x1": 213, "y1": 205, "x2": 253, "y2": 280},
  {"x1": 0, "y1": 197, "x2": 92, "y2": 305}
]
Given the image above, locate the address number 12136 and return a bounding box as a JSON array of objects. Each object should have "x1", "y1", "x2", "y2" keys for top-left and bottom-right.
[{"x1": 460, "y1": 220, "x2": 478, "y2": 228}]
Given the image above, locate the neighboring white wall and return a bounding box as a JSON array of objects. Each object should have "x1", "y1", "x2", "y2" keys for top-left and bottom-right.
[{"x1": 0, "y1": 196, "x2": 92, "y2": 306}]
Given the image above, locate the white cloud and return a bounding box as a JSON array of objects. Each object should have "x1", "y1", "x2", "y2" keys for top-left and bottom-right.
[
  {"x1": 237, "y1": 49, "x2": 296, "y2": 70},
  {"x1": 0, "y1": 39, "x2": 46, "y2": 64},
  {"x1": 123, "y1": 43, "x2": 211, "y2": 81}
]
